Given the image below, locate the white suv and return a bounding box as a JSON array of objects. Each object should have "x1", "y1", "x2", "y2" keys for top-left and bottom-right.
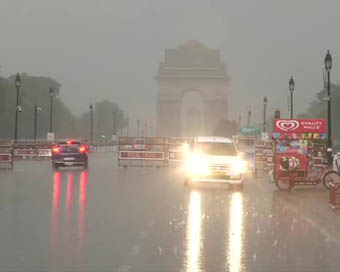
[{"x1": 184, "y1": 137, "x2": 246, "y2": 189}]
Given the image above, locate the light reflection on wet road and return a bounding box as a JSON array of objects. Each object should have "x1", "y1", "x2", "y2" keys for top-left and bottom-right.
[{"x1": 1, "y1": 153, "x2": 340, "y2": 271}]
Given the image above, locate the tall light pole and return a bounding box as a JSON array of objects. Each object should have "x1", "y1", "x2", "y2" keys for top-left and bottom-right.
[
  {"x1": 247, "y1": 110, "x2": 251, "y2": 126},
  {"x1": 263, "y1": 96, "x2": 267, "y2": 133},
  {"x1": 49, "y1": 87, "x2": 54, "y2": 133},
  {"x1": 34, "y1": 105, "x2": 42, "y2": 142},
  {"x1": 112, "y1": 110, "x2": 116, "y2": 136},
  {"x1": 137, "y1": 119, "x2": 140, "y2": 137},
  {"x1": 325, "y1": 50, "x2": 333, "y2": 165},
  {"x1": 89, "y1": 104, "x2": 94, "y2": 145},
  {"x1": 289, "y1": 76, "x2": 295, "y2": 118},
  {"x1": 238, "y1": 116, "x2": 241, "y2": 130},
  {"x1": 14, "y1": 73, "x2": 21, "y2": 141},
  {"x1": 126, "y1": 117, "x2": 129, "y2": 137}
]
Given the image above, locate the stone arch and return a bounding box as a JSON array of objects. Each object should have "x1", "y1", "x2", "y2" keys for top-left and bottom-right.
[
  {"x1": 180, "y1": 89, "x2": 206, "y2": 136},
  {"x1": 156, "y1": 41, "x2": 229, "y2": 136}
]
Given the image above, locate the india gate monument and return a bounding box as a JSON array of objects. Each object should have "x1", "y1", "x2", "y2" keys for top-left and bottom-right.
[{"x1": 156, "y1": 41, "x2": 229, "y2": 137}]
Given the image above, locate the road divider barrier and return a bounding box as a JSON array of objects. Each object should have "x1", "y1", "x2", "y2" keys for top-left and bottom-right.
[
  {"x1": 167, "y1": 137, "x2": 189, "y2": 167},
  {"x1": 0, "y1": 140, "x2": 14, "y2": 169},
  {"x1": 329, "y1": 182, "x2": 340, "y2": 209},
  {"x1": 118, "y1": 137, "x2": 167, "y2": 168}
]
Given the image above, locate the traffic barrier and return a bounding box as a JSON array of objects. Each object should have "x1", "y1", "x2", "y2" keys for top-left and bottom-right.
[
  {"x1": 118, "y1": 137, "x2": 167, "y2": 168},
  {"x1": 0, "y1": 140, "x2": 14, "y2": 168},
  {"x1": 329, "y1": 182, "x2": 340, "y2": 209},
  {"x1": 90, "y1": 145, "x2": 117, "y2": 153},
  {"x1": 167, "y1": 137, "x2": 189, "y2": 167}
]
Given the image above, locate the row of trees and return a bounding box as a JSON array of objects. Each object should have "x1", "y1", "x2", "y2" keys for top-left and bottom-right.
[
  {"x1": 299, "y1": 83, "x2": 340, "y2": 147},
  {"x1": 0, "y1": 73, "x2": 126, "y2": 142}
]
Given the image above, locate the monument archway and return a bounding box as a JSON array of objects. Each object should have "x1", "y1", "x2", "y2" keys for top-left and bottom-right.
[
  {"x1": 156, "y1": 41, "x2": 229, "y2": 137},
  {"x1": 181, "y1": 90, "x2": 205, "y2": 136}
]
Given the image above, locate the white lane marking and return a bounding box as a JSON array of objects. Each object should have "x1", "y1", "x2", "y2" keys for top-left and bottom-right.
[
  {"x1": 117, "y1": 265, "x2": 131, "y2": 272},
  {"x1": 128, "y1": 245, "x2": 141, "y2": 257}
]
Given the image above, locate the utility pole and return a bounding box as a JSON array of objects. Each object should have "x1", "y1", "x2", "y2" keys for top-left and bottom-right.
[
  {"x1": 247, "y1": 110, "x2": 251, "y2": 126},
  {"x1": 49, "y1": 87, "x2": 54, "y2": 133},
  {"x1": 89, "y1": 104, "x2": 94, "y2": 145},
  {"x1": 324, "y1": 50, "x2": 333, "y2": 165},
  {"x1": 14, "y1": 73, "x2": 21, "y2": 141},
  {"x1": 263, "y1": 96, "x2": 267, "y2": 133},
  {"x1": 34, "y1": 105, "x2": 42, "y2": 142}
]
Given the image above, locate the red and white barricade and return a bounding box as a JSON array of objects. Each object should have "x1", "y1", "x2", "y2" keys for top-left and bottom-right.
[
  {"x1": 167, "y1": 137, "x2": 189, "y2": 167},
  {"x1": 329, "y1": 182, "x2": 340, "y2": 209},
  {"x1": 118, "y1": 137, "x2": 167, "y2": 168},
  {"x1": 14, "y1": 140, "x2": 52, "y2": 159},
  {"x1": 0, "y1": 140, "x2": 14, "y2": 169}
]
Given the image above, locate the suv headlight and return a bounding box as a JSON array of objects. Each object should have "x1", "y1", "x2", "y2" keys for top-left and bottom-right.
[
  {"x1": 186, "y1": 154, "x2": 209, "y2": 176},
  {"x1": 231, "y1": 158, "x2": 247, "y2": 175}
]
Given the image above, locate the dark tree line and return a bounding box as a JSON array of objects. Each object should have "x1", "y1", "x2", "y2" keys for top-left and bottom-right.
[
  {"x1": 298, "y1": 83, "x2": 340, "y2": 147},
  {"x1": 0, "y1": 73, "x2": 126, "y2": 142}
]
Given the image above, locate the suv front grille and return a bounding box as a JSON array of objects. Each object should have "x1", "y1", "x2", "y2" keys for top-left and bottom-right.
[{"x1": 209, "y1": 164, "x2": 230, "y2": 171}]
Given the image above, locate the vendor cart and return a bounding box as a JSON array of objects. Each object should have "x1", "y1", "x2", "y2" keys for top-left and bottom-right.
[{"x1": 272, "y1": 118, "x2": 340, "y2": 191}]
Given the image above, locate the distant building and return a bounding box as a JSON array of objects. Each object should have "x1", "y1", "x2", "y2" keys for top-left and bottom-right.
[{"x1": 156, "y1": 41, "x2": 229, "y2": 136}]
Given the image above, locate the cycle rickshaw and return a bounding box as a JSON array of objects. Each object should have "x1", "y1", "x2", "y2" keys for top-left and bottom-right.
[{"x1": 272, "y1": 118, "x2": 340, "y2": 191}]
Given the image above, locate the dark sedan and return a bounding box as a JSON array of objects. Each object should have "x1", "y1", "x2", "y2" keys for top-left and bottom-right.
[{"x1": 51, "y1": 140, "x2": 88, "y2": 170}]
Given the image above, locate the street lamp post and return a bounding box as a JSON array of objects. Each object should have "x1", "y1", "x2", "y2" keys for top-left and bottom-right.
[
  {"x1": 263, "y1": 96, "x2": 267, "y2": 132},
  {"x1": 14, "y1": 73, "x2": 21, "y2": 141},
  {"x1": 89, "y1": 104, "x2": 94, "y2": 145},
  {"x1": 113, "y1": 110, "x2": 116, "y2": 136},
  {"x1": 247, "y1": 110, "x2": 251, "y2": 126},
  {"x1": 49, "y1": 87, "x2": 54, "y2": 133},
  {"x1": 126, "y1": 117, "x2": 129, "y2": 137},
  {"x1": 289, "y1": 76, "x2": 295, "y2": 119},
  {"x1": 137, "y1": 120, "x2": 140, "y2": 137},
  {"x1": 34, "y1": 105, "x2": 42, "y2": 142},
  {"x1": 325, "y1": 50, "x2": 333, "y2": 165}
]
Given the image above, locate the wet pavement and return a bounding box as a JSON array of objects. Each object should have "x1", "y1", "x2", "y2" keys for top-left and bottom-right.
[{"x1": 1, "y1": 153, "x2": 340, "y2": 271}]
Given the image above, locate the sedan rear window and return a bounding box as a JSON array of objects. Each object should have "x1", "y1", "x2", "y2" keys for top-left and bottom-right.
[{"x1": 58, "y1": 141, "x2": 81, "y2": 147}]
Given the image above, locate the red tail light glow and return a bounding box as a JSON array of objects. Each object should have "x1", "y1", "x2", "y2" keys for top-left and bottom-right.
[
  {"x1": 79, "y1": 145, "x2": 88, "y2": 153},
  {"x1": 52, "y1": 146, "x2": 60, "y2": 154}
]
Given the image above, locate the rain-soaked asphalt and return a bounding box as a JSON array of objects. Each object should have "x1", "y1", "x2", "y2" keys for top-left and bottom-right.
[{"x1": 1, "y1": 153, "x2": 340, "y2": 271}]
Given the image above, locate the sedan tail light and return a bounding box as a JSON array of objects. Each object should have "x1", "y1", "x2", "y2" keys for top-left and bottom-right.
[
  {"x1": 79, "y1": 145, "x2": 88, "y2": 153},
  {"x1": 52, "y1": 146, "x2": 60, "y2": 154}
]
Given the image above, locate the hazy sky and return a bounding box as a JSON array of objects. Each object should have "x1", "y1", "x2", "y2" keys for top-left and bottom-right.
[{"x1": 1, "y1": 0, "x2": 340, "y2": 127}]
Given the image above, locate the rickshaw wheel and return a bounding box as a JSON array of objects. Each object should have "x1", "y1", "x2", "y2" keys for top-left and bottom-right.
[
  {"x1": 323, "y1": 171, "x2": 340, "y2": 189},
  {"x1": 275, "y1": 179, "x2": 294, "y2": 191}
]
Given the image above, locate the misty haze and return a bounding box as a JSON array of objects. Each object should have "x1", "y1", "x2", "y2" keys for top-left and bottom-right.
[{"x1": 1, "y1": 1, "x2": 340, "y2": 272}]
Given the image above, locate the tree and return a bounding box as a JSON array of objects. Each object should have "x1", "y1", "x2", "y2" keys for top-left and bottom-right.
[
  {"x1": 0, "y1": 73, "x2": 76, "y2": 139},
  {"x1": 214, "y1": 119, "x2": 238, "y2": 137},
  {"x1": 77, "y1": 100, "x2": 126, "y2": 143},
  {"x1": 0, "y1": 73, "x2": 126, "y2": 142},
  {"x1": 298, "y1": 84, "x2": 340, "y2": 147}
]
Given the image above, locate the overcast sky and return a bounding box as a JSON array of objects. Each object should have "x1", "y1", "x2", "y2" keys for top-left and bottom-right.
[{"x1": 1, "y1": 0, "x2": 340, "y2": 127}]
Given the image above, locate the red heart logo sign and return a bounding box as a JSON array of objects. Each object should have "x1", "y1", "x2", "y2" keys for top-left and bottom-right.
[{"x1": 276, "y1": 120, "x2": 300, "y2": 132}]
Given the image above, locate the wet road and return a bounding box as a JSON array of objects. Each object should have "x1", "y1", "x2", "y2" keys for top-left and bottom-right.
[{"x1": 1, "y1": 153, "x2": 340, "y2": 271}]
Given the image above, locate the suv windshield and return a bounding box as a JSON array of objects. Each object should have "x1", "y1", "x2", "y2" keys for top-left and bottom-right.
[
  {"x1": 197, "y1": 142, "x2": 237, "y2": 156},
  {"x1": 238, "y1": 139, "x2": 255, "y2": 149}
]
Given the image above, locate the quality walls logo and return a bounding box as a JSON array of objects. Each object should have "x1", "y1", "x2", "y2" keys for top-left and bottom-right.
[{"x1": 275, "y1": 120, "x2": 300, "y2": 132}]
